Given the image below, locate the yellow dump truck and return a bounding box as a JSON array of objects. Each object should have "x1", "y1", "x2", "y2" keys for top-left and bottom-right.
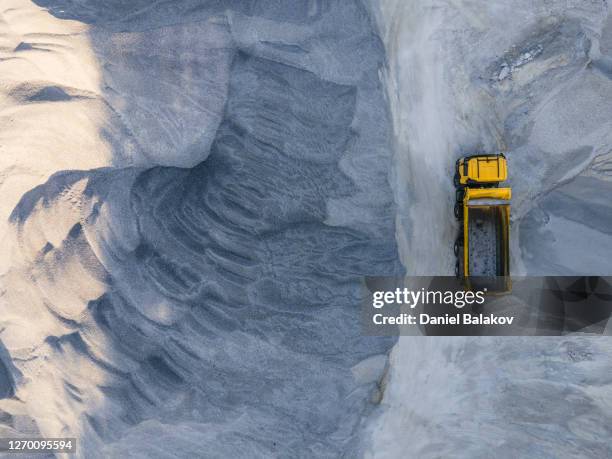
[{"x1": 453, "y1": 154, "x2": 510, "y2": 288}]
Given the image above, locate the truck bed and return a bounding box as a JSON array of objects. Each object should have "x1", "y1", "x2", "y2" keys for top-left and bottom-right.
[{"x1": 468, "y1": 207, "x2": 501, "y2": 276}]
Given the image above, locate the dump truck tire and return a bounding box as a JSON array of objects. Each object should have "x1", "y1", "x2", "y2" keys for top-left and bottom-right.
[
  {"x1": 453, "y1": 173, "x2": 461, "y2": 188},
  {"x1": 454, "y1": 202, "x2": 463, "y2": 220},
  {"x1": 454, "y1": 239, "x2": 461, "y2": 256},
  {"x1": 455, "y1": 260, "x2": 461, "y2": 278}
]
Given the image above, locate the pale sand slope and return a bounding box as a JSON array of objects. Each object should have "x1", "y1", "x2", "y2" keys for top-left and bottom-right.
[
  {"x1": 0, "y1": 1, "x2": 401, "y2": 457},
  {"x1": 367, "y1": 0, "x2": 612, "y2": 457},
  {"x1": 0, "y1": 0, "x2": 114, "y2": 442},
  {"x1": 0, "y1": 1, "x2": 108, "y2": 268}
]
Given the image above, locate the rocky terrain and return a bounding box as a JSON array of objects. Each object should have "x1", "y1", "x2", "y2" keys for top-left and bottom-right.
[{"x1": 369, "y1": 1, "x2": 612, "y2": 457}]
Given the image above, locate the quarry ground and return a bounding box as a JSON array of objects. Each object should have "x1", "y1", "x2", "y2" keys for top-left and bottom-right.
[{"x1": 0, "y1": 0, "x2": 611, "y2": 458}]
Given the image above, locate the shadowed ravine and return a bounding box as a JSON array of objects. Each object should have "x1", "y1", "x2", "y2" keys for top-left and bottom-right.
[{"x1": 0, "y1": 2, "x2": 402, "y2": 457}]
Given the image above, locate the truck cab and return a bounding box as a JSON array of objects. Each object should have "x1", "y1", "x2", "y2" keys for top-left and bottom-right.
[
  {"x1": 454, "y1": 154, "x2": 507, "y2": 187},
  {"x1": 454, "y1": 154, "x2": 511, "y2": 291}
]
